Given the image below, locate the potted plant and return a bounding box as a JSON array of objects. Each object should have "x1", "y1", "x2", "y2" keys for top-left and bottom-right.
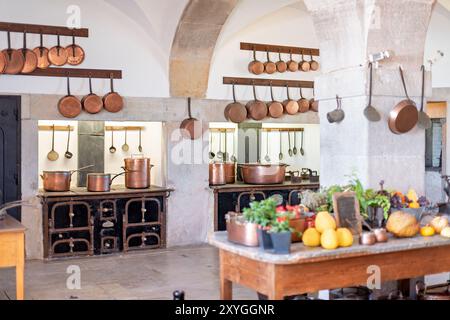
[
  {"x1": 268, "y1": 213, "x2": 293, "y2": 254},
  {"x1": 243, "y1": 198, "x2": 277, "y2": 250}
]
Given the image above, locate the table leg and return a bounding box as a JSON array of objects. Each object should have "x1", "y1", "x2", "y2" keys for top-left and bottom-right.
[
  {"x1": 16, "y1": 233, "x2": 25, "y2": 300},
  {"x1": 268, "y1": 291, "x2": 284, "y2": 300},
  {"x1": 220, "y1": 277, "x2": 233, "y2": 300}
]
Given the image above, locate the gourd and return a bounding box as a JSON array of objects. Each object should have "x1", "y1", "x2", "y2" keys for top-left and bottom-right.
[{"x1": 386, "y1": 211, "x2": 419, "y2": 238}]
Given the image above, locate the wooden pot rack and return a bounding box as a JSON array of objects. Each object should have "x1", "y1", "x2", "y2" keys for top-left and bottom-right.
[
  {"x1": 105, "y1": 126, "x2": 145, "y2": 132},
  {"x1": 209, "y1": 128, "x2": 235, "y2": 133},
  {"x1": 241, "y1": 42, "x2": 320, "y2": 57},
  {"x1": 261, "y1": 128, "x2": 304, "y2": 133},
  {"x1": 39, "y1": 125, "x2": 74, "y2": 132},
  {"x1": 223, "y1": 77, "x2": 314, "y2": 89},
  {"x1": 0, "y1": 21, "x2": 122, "y2": 80}
]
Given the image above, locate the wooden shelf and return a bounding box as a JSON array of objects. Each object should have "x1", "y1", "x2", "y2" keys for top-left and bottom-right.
[
  {"x1": 0, "y1": 21, "x2": 88, "y2": 37},
  {"x1": 105, "y1": 126, "x2": 144, "y2": 131},
  {"x1": 18, "y1": 67, "x2": 122, "y2": 79},
  {"x1": 262, "y1": 128, "x2": 304, "y2": 132},
  {"x1": 39, "y1": 125, "x2": 74, "y2": 132},
  {"x1": 223, "y1": 77, "x2": 314, "y2": 89},
  {"x1": 209, "y1": 128, "x2": 236, "y2": 133},
  {"x1": 241, "y1": 42, "x2": 320, "y2": 57}
]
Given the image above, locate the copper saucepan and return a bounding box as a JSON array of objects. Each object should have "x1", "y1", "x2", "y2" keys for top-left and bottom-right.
[
  {"x1": 246, "y1": 83, "x2": 268, "y2": 121},
  {"x1": 264, "y1": 50, "x2": 276, "y2": 75},
  {"x1": 224, "y1": 82, "x2": 247, "y2": 123},
  {"x1": 276, "y1": 51, "x2": 287, "y2": 73},
  {"x1": 103, "y1": 74, "x2": 124, "y2": 113},
  {"x1": 86, "y1": 172, "x2": 125, "y2": 192},
  {"x1": 298, "y1": 87, "x2": 310, "y2": 113},
  {"x1": 267, "y1": 82, "x2": 283, "y2": 119},
  {"x1": 21, "y1": 31, "x2": 38, "y2": 74},
  {"x1": 248, "y1": 48, "x2": 264, "y2": 75},
  {"x1": 180, "y1": 97, "x2": 202, "y2": 140},
  {"x1": 283, "y1": 84, "x2": 299, "y2": 115},
  {"x1": 66, "y1": 34, "x2": 85, "y2": 66},
  {"x1": 82, "y1": 76, "x2": 103, "y2": 114},
  {"x1": 123, "y1": 156, "x2": 154, "y2": 189},
  {"x1": 48, "y1": 34, "x2": 68, "y2": 66},
  {"x1": 32, "y1": 33, "x2": 51, "y2": 69},
  {"x1": 41, "y1": 165, "x2": 94, "y2": 192},
  {"x1": 388, "y1": 67, "x2": 418, "y2": 134},
  {"x1": 58, "y1": 77, "x2": 82, "y2": 118}
]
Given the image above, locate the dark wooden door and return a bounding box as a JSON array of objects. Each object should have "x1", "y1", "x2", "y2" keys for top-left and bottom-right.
[{"x1": 0, "y1": 96, "x2": 21, "y2": 220}]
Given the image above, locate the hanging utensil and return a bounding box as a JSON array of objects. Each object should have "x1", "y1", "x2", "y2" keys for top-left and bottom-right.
[
  {"x1": 47, "y1": 125, "x2": 59, "y2": 161},
  {"x1": 223, "y1": 130, "x2": 229, "y2": 162},
  {"x1": 298, "y1": 87, "x2": 310, "y2": 113},
  {"x1": 418, "y1": 65, "x2": 432, "y2": 130},
  {"x1": 32, "y1": 33, "x2": 51, "y2": 69},
  {"x1": 327, "y1": 95, "x2": 345, "y2": 123},
  {"x1": 217, "y1": 131, "x2": 223, "y2": 160},
  {"x1": 310, "y1": 87, "x2": 319, "y2": 112},
  {"x1": 293, "y1": 132, "x2": 298, "y2": 155},
  {"x1": 122, "y1": 128, "x2": 130, "y2": 152},
  {"x1": 209, "y1": 132, "x2": 215, "y2": 160},
  {"x1": 48, "y1": 34, "x2": 68, "y2": 66},
  {"x1": 287, "y1": 50, "x2": 299, "y2": 72},
  {"x1": 58, "y1": 76, "x2": 82, "y2": 118},
  {"x1": 82, "y1": 76, "x2": 103, "y2": 114},
  {"x1": 1, "y1": 31, "x2": 25, "y2": 75},
  {"x1": 230, "y1": 131, "x2": 237, "y2": 163},
  {"x1": 138, "y1": 127, "x2": 143, "y2": 153},
  {"x1": 224, "y1": 82, "x2": 247, "y2": 123},
  {"x1": 245, "y1": 82, "x2": 268, "y2": 121},
  {"x1": 300, "y1": 130, "x2": 305, "y2": 156},
  {"x1": 64, "y1": 125, "x2": 73, "y2": 159},
  {"x1": 388, "y1": 67, "x2": 419, "y2": 134},
  {"x1": 276, "y1": 50, "x2": 287, "y2": 73},
  {"x1": 364, "y1": 62, "x2": 381, "y2": 122},
  {"x1": 21, "y1": 31, "x2": 38, "y2": 74},
  {"x1": 267, "y1": 82, "x2": 283, "y2": 119},
  {"x1": 180, "y1": 97, "x2": 202, "y2": 140},
  {"x1": 66, "y1": 33, "x2": 85, "y2": 66},
  {"x1": 264, "y1": 131, "x2": 271, "y2": 163},
  {"x1": 309, "y1": 50, "x2": 320, "y2": 71},
  {"x1": 279, "y1": 131, "x2": 283, "y2": 161},
  {"x1": 299, "y1": 53, "x2": 311, "y2": 72},
  {"x1": 288, "y1": 131, "x2": 293, "y2": 157},
  {"x1": 283, "y1": 84, "x2": 299, "y2": 115},
  {"x1": 109, "y1": 129, "x2": 116, "y2": 154},
  {"x1": 103, "y1": 74, "x2": 124, "y2": 113},
  {"x1": 248, "y1": 47, "x2": 264, "y2": 75},
  {"x1": 264, "y1": 50, "x2": 276, "y2": 74}
]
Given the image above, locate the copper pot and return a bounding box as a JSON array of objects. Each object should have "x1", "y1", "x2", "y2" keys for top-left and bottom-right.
[
  {"x1": 58, "y1": 77, "x2": 82, "y2": 118},
  {"x1": 226, "y1": 212, "x2": 259, "y2": 247},
  {"x1": 239, "y1": 163, "x2": 288, "y2": 185},
  {"x1": 298, "y1": 87, "x2": 310, "y2": 113},
  {"x1": 32, "y1": 33, "x2": 51, "y2": 70},
  {"x1": 123, "y1": 156, "x2": 153, "y2": 189},
  {"x1": 223, "y1": 162, "x2": 236, "y2": 184},
  {"x1": 224, "y1": 83, "x2": 247, "y2": 123},
  {"x1": 2, "y1": 31, "x2": 25, "y2": 75},
  {"x1": 87, "y1": 172, "x2": 125, "y2": 192},
  {"x1": 267, "y1": 82, "x2": 284, "y2": 119},
  {"x1": 180, "y1": 97, "x2": 203, "y2": 140},
  {"x1": 209, "y1": 163, "x2": 226, "y2": 186},
  {"x1": 283, "y1": 85, "x2": 299, "y2": 115},
  {"x1": 276, "y1": 51, "x2": 287, "y2": 73},
  {"x1": 246, "y1": 83, "x2": 267, "y2": 121},
  {"x1": 41, "y1": 165, "x2": 94, "y2": 192},
  {"x1": 264, "y1": 51, "x2": 276, "y2": 74},
  {"x1": 248, "y1": 49, "x2": 264, "y2": 75},
  {"x1": 287, "y1": 51, "x2": 298, "y2": 72}
]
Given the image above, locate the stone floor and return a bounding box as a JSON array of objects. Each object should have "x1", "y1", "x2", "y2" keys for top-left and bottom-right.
[{"x1": 0, "y1": 245, "x2": 256, "y2": 300}]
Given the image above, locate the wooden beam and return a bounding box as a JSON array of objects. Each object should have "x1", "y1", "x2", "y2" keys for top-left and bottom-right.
[
  {"x1": 19, "y1": 68, "x2": 122, "y2": 79},
  {"x1": 223, "y1": 77, "x2": 314, "y2": 89},
  {"x1": 0, "y1": 21, "x2": 88, "y2": 37},
  {"x1": 241, "y1": 42, "x2": 320, "y2": 57}
]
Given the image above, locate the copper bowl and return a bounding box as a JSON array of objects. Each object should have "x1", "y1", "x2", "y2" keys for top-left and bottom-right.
[{"x1": 239, "y1": 163, "x2": 288, "y2": 185}]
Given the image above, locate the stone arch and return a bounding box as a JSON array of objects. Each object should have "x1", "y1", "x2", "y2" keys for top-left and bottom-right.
[{"x1": 169, "y1": 0, "x2": 238, "y2": 98}]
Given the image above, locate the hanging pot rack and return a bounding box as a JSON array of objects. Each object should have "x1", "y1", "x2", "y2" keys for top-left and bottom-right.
[
  {"x1": 223, "y1": 77, "x2": 314, "y2": 89},
  {"x1": 240, "y1": 42, "x2": 320, "y2": 57}
]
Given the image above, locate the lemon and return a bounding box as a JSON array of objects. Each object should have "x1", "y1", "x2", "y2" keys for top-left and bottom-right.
[
  {"x1": 302, "y1": 228, "x2": 321, "y2": 247},
  {"x1": 320, "y1": 229, "x2": 339, "y2": 250},
  {"x1": 315, "y1": 211, "x2": 336, "y2": 234},
  {"x1": 336, "y1": 228, "x2": 354, "y2": 247}
]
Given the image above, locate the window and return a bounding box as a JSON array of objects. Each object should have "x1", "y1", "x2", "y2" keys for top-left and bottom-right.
[{"x1": 425, "y1": 119, "x2": 444, "y2": 170}]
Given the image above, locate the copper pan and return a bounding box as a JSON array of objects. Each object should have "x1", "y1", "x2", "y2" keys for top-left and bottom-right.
[
  {"x1": 239, "y1": 163, "x2": 288, "y2": 185},
  {"x1": 388, "y1": 67, "x2": 418, "y2": 134},
  {"x1": 298, "y1": 87, "x2": 310, "y2": 113},
  {"x1": 20, "y1": 31, "x2": 38, "y2": 74},
  {"x1": 180, "y1": 97, "x2": 202, "y2": 140},
  {"x1": 276, "y1": 51, "x2": 287, "y2": 73},
  {"x1": 299, "y1": 53, "x2": 311, "y2": 72},
  {"x1": 287, "y1": 51, "x2": 298, "y2": 72},
  {"x1": 309, "y1": 51, "x2": 320, "y2": 71},
  {"x1": 66, "y1": 34, "x2": 85, "y2": 66},
  {"x1": 103, "y1": 74, "x2": 124, "y2": 113},
  {"x1": 58, "y1": 77, "x2": 82, "y2": 118},
  {"x1": 283, "y1": 84, "x2": 299, "y2": 115},
  {"x1": 32, "y1": 33, "x2": 51, "y2": 69},
  {"x1": 82, "y1": 76, "x2": 103, "y2": 114},
  {"x1": 309, "y1": 87, "x2": 319, "y2": 112},
  {"x1": 264, "y1": 50, "x2": 276, "y2": 75},
  {"x1": 1, "y1": 31, "x2": 25, "y2": 75},
  {"x1": 224, "y1": 83, "x2": 247, "y2": 123},
  {"x1": 245, "y1": 83, "x2": 267, "y2": 121},
  {"x1": 0, "y1": 49, "x2": 6, "y2": 74},
  {"x1": 248, "y1": 48, "x2": 264, "y2": 75},
  {"x1": 267, "y1": 82, "x2": 283, "y2": 119},
  {"x1": 48, "y1": 34, "x2": 68, "y2": 66}
]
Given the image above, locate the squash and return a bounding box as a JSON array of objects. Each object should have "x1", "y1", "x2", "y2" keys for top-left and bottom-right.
[
  {"x1": 386, "y1": 211, "x2": 419, "y2": 238},
  {"x1": 430, "y1": 216, "x2": 449, "y2": 233},
  {"x1": 420, "y1": 225, "x2": 435, "y2": 237}
]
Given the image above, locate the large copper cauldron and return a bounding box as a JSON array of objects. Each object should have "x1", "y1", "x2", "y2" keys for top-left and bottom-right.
[
  {"x1": 239, "y1": 163, "x2": 288, "y2": 185},
  {"x1": 123, "y1": 156, "x2": 153, "y2": 189}
]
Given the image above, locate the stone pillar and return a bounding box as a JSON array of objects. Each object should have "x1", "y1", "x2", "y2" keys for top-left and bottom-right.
[{"x1": 305, "y1": 0, "x2": 435, "y2": 193}]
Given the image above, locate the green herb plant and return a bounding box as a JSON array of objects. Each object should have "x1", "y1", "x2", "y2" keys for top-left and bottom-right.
[{"x1": 242, "y1": 198, "x2": 277, "y2": 228}]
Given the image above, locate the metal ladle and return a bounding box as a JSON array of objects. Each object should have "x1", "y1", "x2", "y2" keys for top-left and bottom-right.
[
  {"x1": 264, "y1": 131, "x2": 271, "y2": 163},
  {"x1": 47, "y1": 125, "x2": 59, "y2": 161},
  {"x1": 364, "y1": 62, "x2": 381, "y2": 122},
  {"x1": 230, "y1": 131, "x2": 237, "y2": 162},
  {"x1": 109, "y1": 129, "x2": 116, "y2": 153},
  {"x1": 293, "y1": 131, "x2": 298, "y2": 155},
  {"x1": 288, "y1": 131, "x2": 293, "y2": 157},
  {"x1": 64, "y1": 125, "x2": 73, "y2": 159},
  {"x1": 217, "y1": 131, "x2": 223, "y2": 160},
  {"x1": 138, "y1": 128, "x2": 143, "y2": 153},
  {"x1": 300, "y1": 130, "x2": 305, "y2": 156},
  {"x1": 122, "y1": 128, "x2": 129, "y2": 152},
  {"x1": 209, "y1": 132, "x2": 215, "y2": 160},
  {"x1": 418, "y1": 65, "x2": 432, "y2": 130},
  {"x1": 278, "y1": 131, "x2": 283, "y2": 161}
]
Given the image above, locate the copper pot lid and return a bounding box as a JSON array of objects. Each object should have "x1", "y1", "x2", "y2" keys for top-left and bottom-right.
[
  {"x1": 48, "y1": 35, "x2": 68, "y2": 66},
  {"x1": 66, "y1": 35, "x2": 85, "y2": 66},
  {"x1": 2, "y1": 31, "x2": 25, "y2": 75},
  {"x1": 33, "y1": 33, "x2": 51, "y2": 69},
  {"x1": 21, "y1": 32, "x2": 38, "y2": 74}
]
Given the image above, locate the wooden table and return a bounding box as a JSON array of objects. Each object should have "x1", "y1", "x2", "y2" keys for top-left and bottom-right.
[
  {"x1": 209, "y1": 232, "x2": 450, "y2": 300},
  {"x1": 0, "y1": 215, "x2": 26, "y2": 300}
]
